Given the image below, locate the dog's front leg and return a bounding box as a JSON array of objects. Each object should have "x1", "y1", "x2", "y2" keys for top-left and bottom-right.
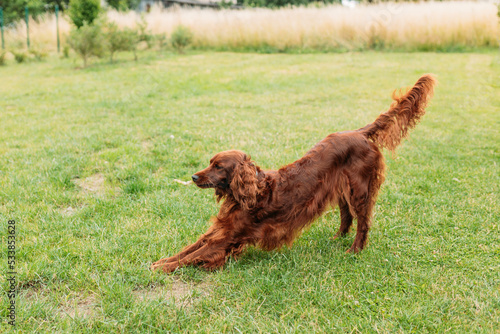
[
  {"x1": 151, "y1": 239, "x2": 232, "y2": 273},
  {"x1": 151, "y1": 224, "x2": 234, "y2": 273},
  {"x1": 150, "y1": 238, "x2": 205, "y2": 269}
]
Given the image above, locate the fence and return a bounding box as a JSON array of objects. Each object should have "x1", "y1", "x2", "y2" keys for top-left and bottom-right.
[
  {"x1": 0, "y1": 7, "x2": 4, "y2": 50},
  {"x1": 0, "y1": 6, "x2": 61, "y2": 52}
]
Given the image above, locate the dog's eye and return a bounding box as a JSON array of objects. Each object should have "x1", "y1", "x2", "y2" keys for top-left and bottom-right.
[{"x1": 215, "y1": 165, "x2": 223, "y2": 170}]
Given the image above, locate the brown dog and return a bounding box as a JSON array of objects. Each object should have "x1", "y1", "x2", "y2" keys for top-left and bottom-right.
[{"x1": 152, "y1": 74, "x2": 436, "y2": 273}]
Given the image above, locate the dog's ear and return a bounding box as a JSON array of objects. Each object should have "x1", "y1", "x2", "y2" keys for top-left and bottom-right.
[{"x1": 230, "y1": 155, "x2": 259, "y2": 211}]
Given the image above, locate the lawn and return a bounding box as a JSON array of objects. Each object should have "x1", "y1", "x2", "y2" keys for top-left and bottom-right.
[{"x1": 0, "y1": 51, "x2": 499, "y2": 333}]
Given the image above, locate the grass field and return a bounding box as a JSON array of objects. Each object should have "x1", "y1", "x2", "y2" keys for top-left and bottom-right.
[{"x1": 0, "y1": 51, "x2": 499, "y2": 333}]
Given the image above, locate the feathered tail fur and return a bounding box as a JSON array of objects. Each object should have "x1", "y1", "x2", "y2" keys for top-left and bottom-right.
[{"x1": 359, "y1": 74, "x2": 436, "y2": 152}]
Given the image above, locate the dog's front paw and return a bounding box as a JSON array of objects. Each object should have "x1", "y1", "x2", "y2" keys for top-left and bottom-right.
[
  {"x1": 151, "y1": 260, "x2": 179, "y2": 273},
  {"x1": 150, "y1": 261, "x2": 161, "y2": 271},
  {"x1": 150, "y1": 258, "x2": 167, "y2": 270}
]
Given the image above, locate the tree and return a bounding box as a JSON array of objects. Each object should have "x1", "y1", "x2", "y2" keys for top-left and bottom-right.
[
  {"x1": 0, "y1": 0, "x2": 70, "y2": 25},
  {"x1": 0, "y1": 0, "x2": 44, "y2": 25},
  {"x1": 68, "y1": 0, "x2": 100, "y2": 29},
  {"x1": 242, "y1": 0, "x2": 335, "y2": 8},
  {"x1": 106, "y1": 0, "x2": 140, "y2": 11},
  {"x1": 104, "y1": 21, "x2": 138, "y2": 62},
  {"x1": 44, "y1": 1, "x2": 71, "y2": 9},
  {"x1": 67, "y1": 21, "x2": 105, "y2": 67},
  {"x1": 171, "y1": 25, "x2": 193, "y2": 54}
]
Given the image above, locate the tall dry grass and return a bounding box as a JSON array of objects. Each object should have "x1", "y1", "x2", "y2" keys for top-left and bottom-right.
[
  {"x1": 3, "y1": 15, "x2": 71, "y2": 51},
  {"x1": 3, "y1": 1, "x2": 499, "y2": 52}
]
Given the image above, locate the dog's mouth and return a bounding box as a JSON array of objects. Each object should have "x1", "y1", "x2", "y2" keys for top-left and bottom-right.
[
  {"x1": 196, "y1": 183, "x2": 214, "y2": 189},
  {"x1": 195, "y1": 180, "x2": 228, "y2": 189}
]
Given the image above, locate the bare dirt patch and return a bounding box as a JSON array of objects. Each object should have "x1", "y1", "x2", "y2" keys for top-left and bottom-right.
[
  {"x1": 22, "y1": 280, "x2": 211, "y2": 321},
  {"x1": 133, "y1": 280, "x2": 211, "y2": 307},
  {"x1": 72, "y1": 173, "x2": 120, "y2": 196},
  {"x1": 60, "y1": 295, "x2": 97, "y2": 319},
  {"x1": 141, "y1": 140, "x2": 153, "y2": 150},
  {"x1": 73, "y1": 174, "x2": 106, "y2": 193},
  {"x1": 60, "y1": 206, "x2": 77, "y2": 216},
  {"x1": 24, "y1": 288, "x2": 97, "y2": 319}
]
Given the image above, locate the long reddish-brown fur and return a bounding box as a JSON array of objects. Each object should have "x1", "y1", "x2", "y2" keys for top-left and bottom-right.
[{"x1": 151, "y1": 74, "x2": 436, "y2": 273}]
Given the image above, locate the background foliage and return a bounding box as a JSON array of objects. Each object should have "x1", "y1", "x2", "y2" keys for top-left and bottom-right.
[
  {"x1": 0, "y1": 0, "x2": 137, "y2": 25},
  {"x1": 106, "y1": 0, "x2": 140, "y2": 11},
  {"x1": 241, "y1": 0, "x2": 337, "y2": 8},
  {"x1": 68, "y1": 0, "x2": 100, "y2": 28}
]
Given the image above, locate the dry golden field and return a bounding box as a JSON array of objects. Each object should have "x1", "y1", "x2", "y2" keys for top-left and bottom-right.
[{"x1": 3, "y1": 1, "x2": 499, "y2": 52}]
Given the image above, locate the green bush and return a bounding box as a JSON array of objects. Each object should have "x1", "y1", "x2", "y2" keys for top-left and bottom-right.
[
  {"x1": 136, "y1": 15, "x2": 154, "y2": 49},
  {"x1": 68, "y1": 0, "x2": 101, "y2": 28},
  {"x1": 171, "y1": 25, "x2": 193, "y2": 53},
  {"x1": 104, "y1": 22, "x2": 138, "y2": 62},
  {"x1": 0, "y1": 51, "x2": 6, "y2": 66},
  {"x1": 67, "y1": 22, "x2": 105, "y2": 67},
  {"x1": 156, "y1": 34, "x2": 167, "y2": 52},
  {"x1": 12, "y1": 50, "x2": 27, "y2": 63},
  {"x1": 29, "y1": 48, "x2": 48, "y2": 61},
  {"x1": 63, "y1": 44, "x2": 70, "y2": 58}
]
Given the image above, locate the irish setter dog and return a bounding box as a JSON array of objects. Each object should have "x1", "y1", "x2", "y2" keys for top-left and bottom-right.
[{"x1": 152, "y1": 74, "x2": 436, "y2": 273}]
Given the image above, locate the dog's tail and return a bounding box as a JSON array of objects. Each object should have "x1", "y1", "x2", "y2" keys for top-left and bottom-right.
[{"x1": 358, "y1": 74, "x2": 436, "y2": 152}]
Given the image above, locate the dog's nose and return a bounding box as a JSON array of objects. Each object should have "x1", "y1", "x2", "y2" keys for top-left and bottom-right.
[{"x1": 192, "y1": 175, "x2": 199, "y2": 182}]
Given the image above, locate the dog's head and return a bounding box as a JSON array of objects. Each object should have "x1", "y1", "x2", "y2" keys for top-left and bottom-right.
[{"x1": 192, "y1": 150, "x2": 261, "y2": 210}]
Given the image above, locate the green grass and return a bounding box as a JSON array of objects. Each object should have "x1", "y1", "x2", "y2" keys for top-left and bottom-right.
[{"x1": 0, "y1": 51, "x2": 499, "y2": 333}]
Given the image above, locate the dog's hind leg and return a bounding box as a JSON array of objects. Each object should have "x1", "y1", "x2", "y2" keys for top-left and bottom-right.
[
  {"x1": 347, "y1": 173, "x2": 382, "y2": 253},
  {"x1": 344, "y1": 149, "x2": 384, "y2": 253},
  {"x1": 347, "y1": 204, "x2": 371, "y2": 253},
  {"x1": 333, "y1": 197, "x2": 354, "y2": 240}
]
